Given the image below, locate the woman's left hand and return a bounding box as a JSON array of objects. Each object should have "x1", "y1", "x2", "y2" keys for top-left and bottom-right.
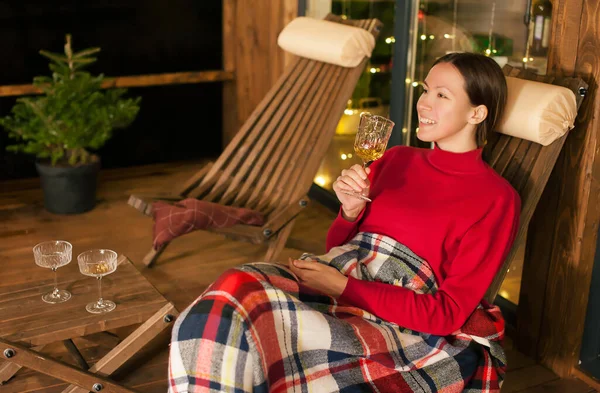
[{"x1": 288, "y1": 258, "x2": 349, "y2": 298}]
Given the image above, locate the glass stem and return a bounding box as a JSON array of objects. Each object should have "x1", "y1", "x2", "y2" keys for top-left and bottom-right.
[
  {"x1": 97, "y1": 276, "x2": 103, "y2": 305},
  {"x1": 52, "y1": 267, "x2": 59, "y2": 295}
]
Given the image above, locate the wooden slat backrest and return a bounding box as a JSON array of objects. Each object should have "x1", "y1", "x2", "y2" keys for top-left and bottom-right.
[
  {"x1": 485, "y1": 65, "x2": 588, "y2": 303},
  {"x1": 184, "y1": 14, "x2": 383, "y2": 216},
  {"x1": 256, "y1": 17, "x2": 382, "y2": 215}
]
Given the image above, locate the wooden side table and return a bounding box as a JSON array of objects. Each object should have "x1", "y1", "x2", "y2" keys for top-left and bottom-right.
[{"x1": 0, "y1": 254, "x2": 178, "y2": 393}]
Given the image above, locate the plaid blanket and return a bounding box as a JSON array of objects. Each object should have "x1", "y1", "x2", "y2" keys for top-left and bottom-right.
[
  {"x1": 168, "y1": 232, "x2": 506, "y2": 392},
  {"x1": 152, "y1": 199, "x2": 265, "y2": 250}
]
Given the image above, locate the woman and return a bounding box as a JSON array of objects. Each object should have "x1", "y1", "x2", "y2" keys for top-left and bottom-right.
[{"x1": 168, "y1": 52, "x2": 520, "y2": 393}]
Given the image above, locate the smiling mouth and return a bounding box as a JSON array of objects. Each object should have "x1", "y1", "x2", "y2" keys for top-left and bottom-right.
[{"x1": 419, "y1": 117, "x2": 437, "y2": 125}]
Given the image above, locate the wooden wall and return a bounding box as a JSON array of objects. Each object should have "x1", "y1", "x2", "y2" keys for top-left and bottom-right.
[
  {"x1": 222, "y1": 0, "x2": 298, "y2": 147},
  {"x1": 516, "y1": 0, "x2": 600, "y2": 383}
]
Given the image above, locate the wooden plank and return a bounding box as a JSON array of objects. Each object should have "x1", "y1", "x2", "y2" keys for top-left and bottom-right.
[
  {"x1": 198, "y1": 58, "x2": 305, "y2": 193},
  {"x1": 255, "y1": 18, "x2": 381, "y2": 213},
  {"x1": 572, "y1": 368, "x2": 600, "y2": 393},
  {"x1": 485, "y1": 65, "x2": 588, "y2": 303},
  {"x1": 501, "y1": 365, "x2": 559, "y2": 393},
  {"x1": 61, "y1": 303, "x2": 178, "y2": 393},
  {"x1": 78, "y1": 333, "x2": 121, "y2": 349},
  {"x1": 219, "y1": 61, "x2": 322, "y2": 206},
  {"x1": 0, "y1": 71, "x2": 234, "y2": 97},
  {"x1": 547, "y1": 0, "x2": 583, "y2": 77},
  {"x1": 244, "y1": 63, "x2": 341, "y2": 210},
  {"x1": 222, "y1": 0, "x2": 238, "y2": 147},
  {"x1": 0, "y1": 339, "x2": 137, "y2": 393},
  {"x1": 529, "y1": 0, "x2": 600, "y2": 378},
  {"x1": 280, "y1": 18, "x2": 383, "y2": 208},
  {"x1": 506, "y1": 347, "x2": 537, "y2": 371},
  {"x1": 518, "y1": 377, "x2": 594, "y2": 393}
]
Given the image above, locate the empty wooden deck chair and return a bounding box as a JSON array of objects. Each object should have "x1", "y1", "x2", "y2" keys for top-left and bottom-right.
[
  {"x1": 128, "y1": 14, "x2": 383, "y2": 267},
  {"x1": 485, "y1": 65, "x2": 588, "y2": 303}
]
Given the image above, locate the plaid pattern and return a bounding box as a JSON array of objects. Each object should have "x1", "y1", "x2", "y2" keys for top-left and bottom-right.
[
  {"x1": 151, "y1": 199, "x2": 265, "y2": 249},
  {"x1": 168, "y1": 232, "x2": 506, "y2": 392}
]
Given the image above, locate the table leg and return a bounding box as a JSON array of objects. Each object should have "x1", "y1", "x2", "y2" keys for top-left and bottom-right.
[
  {"x1": 61, "y1": 302, "x2": 179, "y2": 393},
  {"x1": 0, "y1": 339, "x2": 136, "y2": 393},
  {"x1": 0, "y1": 344, "x2": 44, "y2": 384}
]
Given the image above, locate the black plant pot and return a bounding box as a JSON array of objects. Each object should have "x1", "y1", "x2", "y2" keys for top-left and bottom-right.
[{"x1": 35, "y1": 159, "x2": 100, "y2": 214}]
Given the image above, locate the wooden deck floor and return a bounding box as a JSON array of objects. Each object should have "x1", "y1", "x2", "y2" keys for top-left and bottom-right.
[{"x1": 0, "y1": 161, "x2": 596, "y2": 392}]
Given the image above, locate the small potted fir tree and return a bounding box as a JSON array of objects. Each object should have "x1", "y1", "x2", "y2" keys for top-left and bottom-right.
[{"x1": 0, "y1": 34, "x2": 141, "y2": 214}]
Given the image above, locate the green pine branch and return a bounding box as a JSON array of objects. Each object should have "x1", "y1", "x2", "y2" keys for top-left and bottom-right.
[{"x1": 0, "y1": 34, "x2": 141, "y2": 166}]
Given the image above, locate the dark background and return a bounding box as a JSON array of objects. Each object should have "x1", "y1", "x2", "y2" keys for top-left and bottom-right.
[{"x1": 0, "y1": 0, "x2": 223, "y2": 180}]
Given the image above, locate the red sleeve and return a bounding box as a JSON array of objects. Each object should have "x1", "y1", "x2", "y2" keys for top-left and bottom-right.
[
  {"x1": 338, "y1": 187, "x2": 521, "y2": 336},
  {"x1": 325, "y1": 147, "x2": 395, "y2": 252}
]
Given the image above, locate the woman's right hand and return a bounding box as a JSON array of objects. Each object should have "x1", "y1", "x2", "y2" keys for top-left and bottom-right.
[{"x1": 332, "y1": 164, "x2": 371, "y2": 221}]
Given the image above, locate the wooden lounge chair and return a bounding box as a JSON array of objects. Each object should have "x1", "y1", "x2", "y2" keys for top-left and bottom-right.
[
  {"x1": 485, "y1": 65, "x2": 588, "y2": 303},
  {"x1": 128, "y1": 14, "x2": 383, "y2": 267}
]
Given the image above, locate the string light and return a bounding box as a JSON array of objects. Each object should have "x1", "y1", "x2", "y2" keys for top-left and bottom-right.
[
  {"x1": 314, "y1": 176, "x2": 328, "y2": 187},
  {"x1": 341, "y1": 154, "x2": 348, "y2": 160}
]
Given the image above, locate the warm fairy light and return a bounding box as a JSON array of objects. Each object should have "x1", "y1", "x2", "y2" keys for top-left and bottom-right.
[
  {"x1": 415, "y1": 127, "x2": 420, "y2": 133},
  {"x1": 420, "y1": 34, "x2": 427, "y2": 40},
  {"x1": 444, "y1": 33, "x2": 452, "y2": 39},
  {"x1": 344, "y1": 109, "x2": 356, "y2": 115},
  {"x1": 402, "y1": 128, "x2": 408, "y2": 134},
  {"x1": 341, "y1": 154, "x2": 348, "y2": 160},
  {"x1": 385, "y1": 37, "x2": 396, "y2": 44},
  {"x1": 370, "y1": 67, "x2": 377, "y2": 73},
  {"x1": 485, "y1": 49, "x2": 492, "y2": 55},
  {"x1": 405, "y1": 78, "x2": 412, "y2": 84},
  {"x1": 429, "y1": 35, "x2": 435, "y2": 39},
  {"x1": 314, "y1": 176, "x2": 327, "y2": 187},
  {"x1": 522, "y1": 57, "x2": 529, "y2": 63},
  {"x1": 347, "y1": 153, "x2": 353, "y2": 158},
  {"x1": 412, "y1": 82, "x2": 419, "y2": 87}
]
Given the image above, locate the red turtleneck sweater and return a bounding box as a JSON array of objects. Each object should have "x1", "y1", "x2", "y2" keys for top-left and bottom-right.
[{"x1": 328, "y1": 144, "x2": 520, "y2": 336}]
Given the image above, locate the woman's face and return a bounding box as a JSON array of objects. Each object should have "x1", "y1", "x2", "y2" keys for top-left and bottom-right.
[{"x1": 416, "y1": 62, "x2": 485, "y2": 152}]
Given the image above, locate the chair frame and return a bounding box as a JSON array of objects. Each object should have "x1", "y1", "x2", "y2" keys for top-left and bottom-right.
[
  {"x1": 485, "y1": 65, "x2": 588, "y2": 303},
  {"x1": 129, "y1": 14, "x2": 383, "y2": 267}
]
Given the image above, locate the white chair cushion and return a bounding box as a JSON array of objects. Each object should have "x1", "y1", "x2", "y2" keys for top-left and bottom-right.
[
  {"x1": 496, "y1": 76, "x2": 578, "y2": 146},
  {"x1": 277, "y1": 17, "x2": 375, "y2": 68}
]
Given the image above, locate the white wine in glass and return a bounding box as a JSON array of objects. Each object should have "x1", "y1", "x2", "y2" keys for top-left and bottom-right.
[
  {"x1": 78, "y1": 249, "x2": 118, "y2": 314},
  {"x1": 341, "y1": 112, "x2": 394, "y2": 202},
  {"x1": 33, "y1": 240, "x2": 73, "y2": 304}
]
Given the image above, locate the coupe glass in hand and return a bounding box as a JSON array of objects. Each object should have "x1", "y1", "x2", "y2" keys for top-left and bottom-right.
[
  {"x1": 340, "y1": 112, "x2": 395, "y2": 202},
  {"x1": 33, "y1": 240, "x2": 73, "y2": 304},
  {"x1": 78, "y1": 249, "x2": 118, "y2": 314}
]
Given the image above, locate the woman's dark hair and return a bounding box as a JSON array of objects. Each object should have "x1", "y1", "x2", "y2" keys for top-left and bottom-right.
[{"x1": 432, "y1": 52, "x2": 507, "y2": 148}]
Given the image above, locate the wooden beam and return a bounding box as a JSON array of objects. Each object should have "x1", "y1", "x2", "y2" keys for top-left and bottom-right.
[
  {"x1": 516, "y1": 0, "x2": 584, "y2": 358},
  {"x1": 517, "y1": 0, "x2": 600, "y2": 379},
  {"x1": 222, "y1": 0, "x2": 238, "y2": 148},
  {"x1": 230, "y1": 0, "x2": 298, "y2": 144},
  {"x1": 0, "y1": 70, "x2": 234, "y2": 97}
]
